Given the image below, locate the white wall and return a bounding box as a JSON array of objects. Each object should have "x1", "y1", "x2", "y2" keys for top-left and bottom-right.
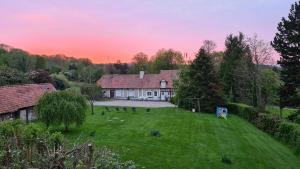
[
  {"x1": 20, "y1": 109, "x2": 27, "y2": 121},
  {"x1": 102, "y1": 88, "x2": 174, "y2": 101}
]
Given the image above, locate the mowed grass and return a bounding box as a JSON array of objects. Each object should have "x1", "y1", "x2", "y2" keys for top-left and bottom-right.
[
  {"x1": 266, "y1": 106, "x2": 297, "y2": 118},
  {"x1": 60, "y1": 107, "x2": 300, "y2": 169}
]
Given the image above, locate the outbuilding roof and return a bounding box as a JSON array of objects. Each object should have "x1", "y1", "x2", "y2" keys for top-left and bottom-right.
[
  {"x1": 97, "y1": 70, "x2": 178, "y2": 89},
  {"x1": 0, "y1": 83, "x2": 55, "y2": 114}
]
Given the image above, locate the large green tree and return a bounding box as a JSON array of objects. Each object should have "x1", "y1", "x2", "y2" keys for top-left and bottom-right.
[
  {"x1": 272, "y1": 1, "x2": 300, "y2": 109},
  {"x1": 36, "y1": 90, "x2": 87, "y2": 131},
  {"x1": 220, "y1": 33, "x2": 254, "y2": 105},
  {"x1": 129, "y1": 52, "x2": 149, "y2": 73},
  {"x1": 175, "y1": 48, "x2": 224, "y2": 113},
  {"x1": 5, "y1": 49, "x2": 33, "y2": 72},
  {"x1": 260, "y1": 69, "x2": 281, "y2": 106},
  {"x1": 34, "y1": 56, "x2": 47, "y2": 70},
  {"x1": 151, "y1": 49, "x2": 184, "y2": 73}
]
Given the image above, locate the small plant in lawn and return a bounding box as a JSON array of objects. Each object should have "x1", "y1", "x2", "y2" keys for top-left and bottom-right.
[
  {"x1": 90, "y1": 131, "x2": 96, "y2": 137},
  {"x1": 123, "y1": 107, "x2": 127, "y2": 112},
  {"x1": 101, "y1": 111, "x2": 105, "y2": 115},
  {"x1": 146, "y1": 108, "x2": 151, "y2": 112},
  {"x1": 221, "y1": 154, "x2": 232, "y2": 165},
  {"x1": 132, "y1": 107, "x2": 136, "y2": 112},
  {"x1": 150, "y1": 129, "x2": 161, "y2": 137},
  {"x1": 105, "y1": 107, "x2": 110, "y2": 112},
  {"x1": 115, "y1": 107, "x2": 120, "y2": 112}
]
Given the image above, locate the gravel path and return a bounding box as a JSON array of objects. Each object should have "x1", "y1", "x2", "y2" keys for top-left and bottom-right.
[{"x1": 94, "y1": 100, "x2": 176, "y2": 108}]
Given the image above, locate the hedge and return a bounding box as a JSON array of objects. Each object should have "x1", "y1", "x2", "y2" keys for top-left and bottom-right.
[{"x1": 227, "y1": 103, "x2": 300, "y2": 151}]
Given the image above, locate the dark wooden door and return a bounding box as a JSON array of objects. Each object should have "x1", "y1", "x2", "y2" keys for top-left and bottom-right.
[{"x1": 110, "y1": 90, "x2": 115, "y2": 98}]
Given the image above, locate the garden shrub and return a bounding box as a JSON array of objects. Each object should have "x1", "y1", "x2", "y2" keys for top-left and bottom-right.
[
  {"x1": 287, "y1": 110, "x2": 300, "y2": 124},
  {"x1": 254, "y1": 113, "x2": 281, "y2": 136},
  {"x1": 227, "y1": 103, "x2": 258, "y2": 123},
  {"x1": 278, "y1": 122, "x2": 300, "y2": 149},
  {"x1": 227, "y1": 103, "x2": 300, "y2": 151},
  {"x1": 294, "y1": 115, "x2": 300, "y2": 125}
]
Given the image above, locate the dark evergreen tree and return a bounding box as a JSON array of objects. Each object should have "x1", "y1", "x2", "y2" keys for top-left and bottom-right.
[
  {"x1": 272, "y1": 1, "x2": 300, "y2": 108},
  {"x1": 176, "y1": 48, "x2": 224, "y2": 113}
]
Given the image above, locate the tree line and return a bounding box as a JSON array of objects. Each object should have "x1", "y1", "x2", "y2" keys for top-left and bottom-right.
[
  {"x1": 175, "y1": 1, "x2": 300, "y2": 114},
  {"x1": 0, "y1": 45, "x2": 187, "y2": 86}
]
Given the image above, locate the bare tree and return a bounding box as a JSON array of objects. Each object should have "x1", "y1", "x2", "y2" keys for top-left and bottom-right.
[
  {"x1": 247, "y1": 34, "x2": 274, "y2": 66},
  {"x1": 202, "y1": 40, "x2": 217, "y2": 54},
  {"x1": 247, "y1": 34, "x2": 274, "y2": 108}
]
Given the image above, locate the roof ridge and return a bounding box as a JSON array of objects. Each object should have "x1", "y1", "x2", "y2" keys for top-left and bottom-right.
[{"x1": 0, "y1": 83, "x2": 53, "y2": 89}]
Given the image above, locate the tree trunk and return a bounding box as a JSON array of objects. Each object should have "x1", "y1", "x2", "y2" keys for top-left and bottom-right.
[
  {"x1": 257, "y1": 85, "x2": 263, "y2": 110},
  {"x1": 91, "y1": 101, "x2": 94, "y2": 115},
  {"x1": 253, "y1": 74, "x2": 258, "y2": 107}
]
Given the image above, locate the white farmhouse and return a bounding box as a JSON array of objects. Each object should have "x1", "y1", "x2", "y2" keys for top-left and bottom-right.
[{"x1": 97, "y1": 70, "x2": 178, "y2": 101}]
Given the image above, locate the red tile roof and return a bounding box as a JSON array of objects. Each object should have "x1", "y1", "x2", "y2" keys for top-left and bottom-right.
[
  {"x1": 0, "y1": 83, "x2": 56, "y2": 114},
  {"x1": 97, "y1": 70, "x2": 178, "y2": 89}
]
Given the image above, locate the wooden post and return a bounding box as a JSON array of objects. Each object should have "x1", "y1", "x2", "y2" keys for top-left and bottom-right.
[
  {"x1": 86, "y1": 143, "x2": 94, "y2": 169},
  {"x1": 26, "y1": 109, "x2": 29, "y2": 124},
  {"x1": 176, "y1": 99, "x2": 180, "y2": 112},
  {"x1": 197, "y1": 99, "x2": 201, "y2": 113}
]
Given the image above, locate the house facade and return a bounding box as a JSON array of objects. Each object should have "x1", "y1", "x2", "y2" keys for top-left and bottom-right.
[
  {"x1": 0, "y1": 83, "x2": 55, "y2": 122},
  {"x1": 97, "y1": 70, "x2": 178, "y2": 101}
]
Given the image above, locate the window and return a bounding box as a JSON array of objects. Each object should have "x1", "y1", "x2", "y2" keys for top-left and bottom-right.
[
  {"x1": 147, "y1": 91, "x2": 152, "y2": 96},
  {"x1": 160, "y1": 80, "x2": 167, "y2": 88},
  {"x1": 128, "y1": 89, "x2": 135, "y2": 97},
  {"x1": 154, "y1": 91, "x2": 158, "y2": 96},
  {"x1": 116, "y1": 90, "x2": 122, "y2": 97}
]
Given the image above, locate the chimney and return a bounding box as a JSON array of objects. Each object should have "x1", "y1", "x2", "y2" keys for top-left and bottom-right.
[{"x1": 139, "y1": 71, "x2": 144, "y2": 79}]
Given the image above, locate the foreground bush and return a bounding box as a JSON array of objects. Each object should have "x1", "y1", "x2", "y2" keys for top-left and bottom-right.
[
  {"x1": 36, "y1": 90, "x2": 88, "y2": 131},
  {"x1": 0, "y1": 120, "x2": 135, "y2": 169},
  {"x1": 227, "y1": 103, "x2": 300, "y2": 151}
]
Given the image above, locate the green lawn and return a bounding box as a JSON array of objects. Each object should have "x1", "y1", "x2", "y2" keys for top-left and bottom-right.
[
  {"x1": 59, "y1": 107, "x2": 300, "y2": 169},
  {"x1": 266, "y1": 105, "x2": 297, "y2": 118}
]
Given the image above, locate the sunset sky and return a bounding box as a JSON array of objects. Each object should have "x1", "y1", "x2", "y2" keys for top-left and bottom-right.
[{"x1": 0, "y1": 0, "x2": 296, "y2": 63}]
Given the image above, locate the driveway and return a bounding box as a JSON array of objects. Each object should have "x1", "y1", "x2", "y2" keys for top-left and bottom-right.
[{"x1": 93, "y1": 100, "x2": 176, "y2": 108}]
